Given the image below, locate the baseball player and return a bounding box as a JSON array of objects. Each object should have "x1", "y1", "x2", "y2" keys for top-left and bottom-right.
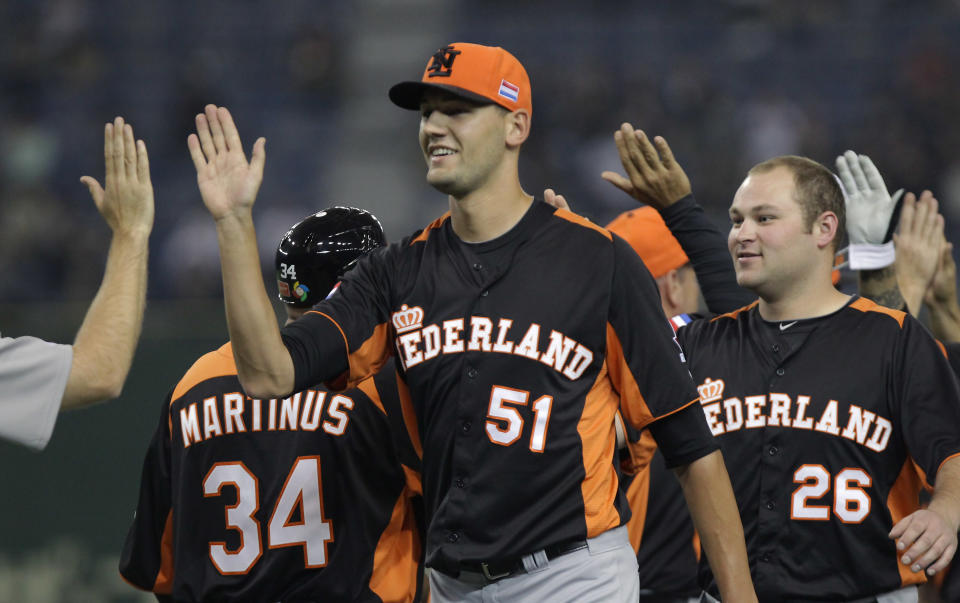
[
  {"x1": 603, "y1": 127, "x2": 960, "y2": 601},
  {"x1": 599, "y1": 127, "x2": 757, "y2": 601},
  {"x1": 120, "y1": 207, "x2": 425, "y2": 602},
  {"x1": 1, "y1": 117, "x2": 153, "y2": 450},
  {"x1": 605, "y1": 150, "x2": 755, "y2": 600},
  {"x1": 609, "y1": 208, "x2": 708, "y2": 602},
  {"x1": 854, "y1": 179, "x2": 960, "y2": 603},
  {"x1": 188, "y1": 43, "x2": 757, "y2": 602}
]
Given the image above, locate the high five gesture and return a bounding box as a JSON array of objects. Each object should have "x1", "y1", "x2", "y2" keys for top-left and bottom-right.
[
  {"x1": 187, "y1": 105, "x2": 294, "y2": 399},
  {"x1": 188, "y1": 104, "x2": 266, "y2": 221}
]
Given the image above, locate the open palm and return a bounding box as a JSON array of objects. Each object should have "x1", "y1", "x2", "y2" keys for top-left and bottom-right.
[
  {"x1": 187, "y1": 104, "x2": 266, "y2": 220},
  {"x1": 81, "y1": 116, "x2": 154, "y2": 236}
]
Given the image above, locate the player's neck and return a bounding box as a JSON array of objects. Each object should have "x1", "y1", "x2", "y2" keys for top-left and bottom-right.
[
  {"x1": 448, "y1": 180, "x2": 533, "y2": 243},
  {"x1": 757, "y1": 276, "x2": 850, "y2": 322}
]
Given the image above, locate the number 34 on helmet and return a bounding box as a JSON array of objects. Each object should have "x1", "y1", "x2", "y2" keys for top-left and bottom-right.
[{"x1": 275, "y1": 207, "x2": 387, "y2": 308}]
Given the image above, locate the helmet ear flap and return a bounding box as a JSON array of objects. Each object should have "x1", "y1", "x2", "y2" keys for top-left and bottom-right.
[{"x1": 275, "y1": 207, "x2": 386, "y2": 308}]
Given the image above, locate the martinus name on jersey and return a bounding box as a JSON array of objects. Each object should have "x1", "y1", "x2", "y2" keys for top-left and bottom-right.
[
  {"x1": 177, "y1": 390, "x2": 356, "y2": 448},
  {"x1": 696, "y1": 378, "x2": 892, "y2": 453},
  {"x1": 391, "y1": 304, "x2": 594, "y2": 380}
]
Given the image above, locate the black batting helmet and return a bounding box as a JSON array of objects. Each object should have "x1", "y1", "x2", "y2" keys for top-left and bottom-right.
[{"x1": 275, "y1": 207, "x2": 386, "y2": 307}]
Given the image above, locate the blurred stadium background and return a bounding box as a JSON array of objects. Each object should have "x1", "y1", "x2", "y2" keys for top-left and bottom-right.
[{"x1": 1, "y1": 0, "x2": 959, "y2": 600}]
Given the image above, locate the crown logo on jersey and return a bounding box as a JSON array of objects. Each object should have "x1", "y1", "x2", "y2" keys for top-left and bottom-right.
[
  {"x1": 427, "y1": 45, "x2": 461, "y2": 77},
  {"x1": 392, "y1": 304, "x2": 424, "y2": 333},
  {"x1": 697, "y1": 378, "x2": 725, "y2": 404}
]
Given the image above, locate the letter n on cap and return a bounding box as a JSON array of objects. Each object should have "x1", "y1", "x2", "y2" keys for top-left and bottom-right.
[{"x1": 427, "y1": 46, "x2": 461, "y2": 77}]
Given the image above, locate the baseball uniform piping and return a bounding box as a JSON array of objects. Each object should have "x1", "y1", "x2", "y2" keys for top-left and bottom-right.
[
  {"x1": 605, "y1": 323, "x2": 655, "y2": 429},
  {"x1": 710, "y1": 300, "x2": 760, "y2": 322},
  {"x1": 396, "y1": 374, "x2": 423, "y2": 460},
  {"x1": 410, "y1": 213, "x2": 450, "y2": 245},
  {"x1": 578, "y1": 360, "x2": 626, "y2": 537},
  {"x1": 356, "y1": 373, "x2": 386, "y2": 415},
  {"x1": 850, "y1": 296, "x2": 907, "y2": 327},
  {"x1": 622, "y1": 431, "x2": 655, "y2": 553},
  {"x1": 370, "y1": 489, "x2": 421, "y2": 603},
  {"x1": 553, "y1": 208, "x2": 612, "y2": 240},
  {"x1": 171, "y1": 343, "x2": 237, "y2": 402}
]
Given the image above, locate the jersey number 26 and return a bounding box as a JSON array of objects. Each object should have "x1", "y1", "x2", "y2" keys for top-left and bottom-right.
[{"x1": 791, "y1": 464, "x2": 872, "y2": 524}]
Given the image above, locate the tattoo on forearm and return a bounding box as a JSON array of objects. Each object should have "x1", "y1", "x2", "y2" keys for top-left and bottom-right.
[
  {"x1": 866, "y1": 289, "x2": 907, "y2": 311},
  {"x1": 859, "y1": 266, "x2": 895, "y2": 283},
  {"x1": 858, "y1": 267, "x2": 907, "y2": 311}
]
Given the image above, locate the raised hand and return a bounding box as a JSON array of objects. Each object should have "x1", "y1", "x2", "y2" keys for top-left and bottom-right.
[
  {"x1": 923, "y1": 229, "x2": 960, "y2": 343},
  {"x1": 601, "y1": 123, "x2": 691, "y2": 210},
  {"x1": 81, "y1": 117, "x2": 154, "y2": 237},
  {"x1": 893, "y1": 191, "x2": 944, "y2": 315},
  {"x1": 187, "y1": 105, "x2": 266, "y2": 221},
  {"x1": 925, "y1": 241, "x2": 958, "y2": 308},
  {"x1": 836, "y1": 150, "x2": 904, "y2": 247}
]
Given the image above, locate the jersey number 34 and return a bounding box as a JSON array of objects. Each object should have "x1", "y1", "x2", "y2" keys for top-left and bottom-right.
[{"x1": 203, "y1": 456, "x2": 333, "y2": 574}]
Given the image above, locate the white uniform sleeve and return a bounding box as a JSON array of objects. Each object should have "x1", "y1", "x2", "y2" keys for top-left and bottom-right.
[{"x1": 0, "y1": 335, "x2": 72, "y2": 450}]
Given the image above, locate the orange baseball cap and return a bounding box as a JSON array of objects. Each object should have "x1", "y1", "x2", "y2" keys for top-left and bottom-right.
[
  {"x1": 607, "y1": 207, "x2": 689, "y2": 279},
  {"x1": 389, "y1": 43, "x2": 532, "y2": 115}
]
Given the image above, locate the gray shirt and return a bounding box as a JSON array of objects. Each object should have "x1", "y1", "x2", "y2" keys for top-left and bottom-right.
[{"x1": 0, "y1": 334, "x2": 72, "y2": 450}]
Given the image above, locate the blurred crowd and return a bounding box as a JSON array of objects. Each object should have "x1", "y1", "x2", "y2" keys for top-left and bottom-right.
[{"x1": 2, "y1": 0, "x2": 960, "y2": 302}]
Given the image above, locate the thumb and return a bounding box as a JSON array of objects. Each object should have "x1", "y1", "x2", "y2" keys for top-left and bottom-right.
[
  {"x1": 249, "y1": 137, "x2": 267, "y2": 179},
  {"x1": 80, "y1": 176, "x2": 104, "y2": 206},
  {"x1": 601, "y1": 171, "x2": 633, "y2": 193}
]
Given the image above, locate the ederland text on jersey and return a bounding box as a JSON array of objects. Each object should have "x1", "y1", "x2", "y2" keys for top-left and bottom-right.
[
  {"x1": 696, "y1": 377, "x2": 892, "y2": 452},
  {"x1": 391, "y1": 304, "x2": 595, "y2": 380}
]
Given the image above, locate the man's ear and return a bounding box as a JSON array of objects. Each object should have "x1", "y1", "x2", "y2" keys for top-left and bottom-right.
[
  {"x1": 814, "y1": 211, "x2": 840, "y2": 250},
  {"x1": 660, "y1": 269, "x2": 681, "y2": 309},
  {"x1": 505, "y1": 109, "x2": 531, "y2": 148}
]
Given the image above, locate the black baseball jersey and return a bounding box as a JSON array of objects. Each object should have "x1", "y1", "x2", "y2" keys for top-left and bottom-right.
[
  {"x1": 119, "y1": 345, "x2": 424, "y2": 602},
  {"x1": 620, "y1": 432, "x2": 700, "y2": 597},
  {"x1": 618, "y1": 196, "x2": 754, "y2": 598},
  {"x1": 931, "y1": 342, "x2": 960, "y2": 603},
  {"x1": 281, "y1": 200, "x2": 717, "y2": 575},
  {"x1": 677, "y1": 297, "x2": 960, "y2": 600}
]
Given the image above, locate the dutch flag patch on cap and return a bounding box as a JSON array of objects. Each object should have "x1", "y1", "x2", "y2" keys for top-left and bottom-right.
[{"x1": 498, "y1": 79, "x2": 519, "y2": 102}]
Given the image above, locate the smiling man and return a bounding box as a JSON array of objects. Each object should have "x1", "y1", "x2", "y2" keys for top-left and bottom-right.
[
  {"x1": 727, "y1": 159, "x2": 849, "y2": 315},
  {"x1": 665, "y1": 154, "x2": 960, "y2": 601},
  {"x1": 191, "y1": 43, "x2": 756, "y2": 602}
]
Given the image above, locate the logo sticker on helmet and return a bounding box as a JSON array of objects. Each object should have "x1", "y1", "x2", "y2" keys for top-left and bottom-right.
[{"x1": 293, "y1": 281, "x2": 310, "y2": 302}]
